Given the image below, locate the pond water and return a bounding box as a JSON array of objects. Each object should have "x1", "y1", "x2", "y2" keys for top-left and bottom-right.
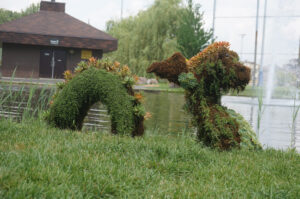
[
  {"x1": 0, "y1": 84, "x2": 299, "y2": 151},
  {"x1": 142, "y1": 91, "x2": 300, "y2": 151}
]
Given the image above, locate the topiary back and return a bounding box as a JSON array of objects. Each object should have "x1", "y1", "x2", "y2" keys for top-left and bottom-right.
[{"x1": 45, "y1": 58, "x2": 147, "y2": 136}]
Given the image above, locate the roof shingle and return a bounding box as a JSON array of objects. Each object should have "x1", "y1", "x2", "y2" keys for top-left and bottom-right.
[{"x1": 0, "y1": 1, "x2": 117, "y2": 52}]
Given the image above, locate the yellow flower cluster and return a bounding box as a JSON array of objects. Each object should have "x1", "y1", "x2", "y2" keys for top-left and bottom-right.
[
  {"x1": 63, "y1": 70, "x2": 73, "y2": 82},
  {"x1": 66, "y1": 57, "x2": 136, "y2": 84}
]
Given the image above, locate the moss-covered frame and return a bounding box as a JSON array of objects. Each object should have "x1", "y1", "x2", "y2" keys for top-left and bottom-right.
[
  {"x1": 147, "y1": 42, "x2": 262, "y2": 150},
  {"x1": 45, "y1": 58, "x2": 146, "y2": 136}
]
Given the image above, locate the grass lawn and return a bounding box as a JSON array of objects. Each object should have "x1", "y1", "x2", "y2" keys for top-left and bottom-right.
[{"x1": 0, "y1": 119, "x2": 299, "y2": 198}]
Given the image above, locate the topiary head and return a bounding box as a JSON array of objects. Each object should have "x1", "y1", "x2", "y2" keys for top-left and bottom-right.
[
  {"x1": 146, "y1": 52, "x2": 188, "y2": 85},
  {"x1": 188, "y1": 42, "x2": 251, "y2": 93}
]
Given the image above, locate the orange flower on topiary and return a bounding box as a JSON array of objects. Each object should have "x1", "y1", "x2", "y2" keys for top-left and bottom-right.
[{"x1": 134, "y1": 93, "x2": 144, "y2": 103}]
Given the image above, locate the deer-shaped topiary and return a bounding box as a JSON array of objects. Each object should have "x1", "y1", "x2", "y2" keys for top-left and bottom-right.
[{"x1": 147, "y1": 42, "x2": 261, "y2": 150}]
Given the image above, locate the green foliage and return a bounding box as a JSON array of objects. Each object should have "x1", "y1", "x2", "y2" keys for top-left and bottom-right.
[
  {"x1": 133, "y1": 104, "x2": 146, "y2": 117},
  {"x1": 282, "y1": 58, "x2": 300, "y2": 87},
  {"x1": 183, "y1": 90, "x2": 242, "y2": 149},
  {"x1": 291, "y1": 99, "x2": 300, "y2": 148},
  {"x1": 276, "y1": 59, "x2": 300, "y2": 87},
  {"x1": 256, "y1": 89, "x2": 265, "y2": 136},
  {"x1": 176, "y1": 0, "x2": 213, "y2": 58},
  {"x1": 183, "y1": 43, "x2": 259, "y2": 150},
  {"x1": 106, "y1": 0, "x2": 183, "y2": 76},
  {"x1": 178, "y1": 72, "x2": 198, "y2": 89},
  {"x1": 0, "y1": 3, "x2": 39, "y2": 25},
  {"x1": 46, "y1": 58, "x2": 146, "y2": 136},
  {"x1": 0, "y1": 82, "x2": 55, "y2": 121},
  {"x1": 148, "y1": 42, "x2": 260, "y2": 150},
  {"x1": 106, "y1": 0, "x2": 212, "y2": 76},
  {"x1": 46, "y1": 68, "x2": 135, "y2": 135},
  {"x1": 1, "y1": 119, "x2": 300, "y2": 198},
  {"x1": 226, "y1": 109, "x2": 262, "y2": 150}
]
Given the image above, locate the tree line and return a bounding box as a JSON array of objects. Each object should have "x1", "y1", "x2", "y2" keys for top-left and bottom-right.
[
  {"x1": 106, "y1": 0, "x2": 213, "y2": 76},
  {"x1": 0, "y1": 3, "x2": 39, "y2": 25}
]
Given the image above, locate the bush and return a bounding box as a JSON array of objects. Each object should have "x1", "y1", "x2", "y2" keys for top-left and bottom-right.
[{"x1": 45, "y1": 58, "x2": 146, "y2": 136}]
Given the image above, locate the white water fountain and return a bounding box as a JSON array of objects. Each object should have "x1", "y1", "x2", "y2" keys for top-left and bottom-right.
[
  {"x1": 264, "y1": 55, "x2": 276, "y2": 105},
  {"x1": 256, "y1": 54, "x2": 300, "y2": 152}
]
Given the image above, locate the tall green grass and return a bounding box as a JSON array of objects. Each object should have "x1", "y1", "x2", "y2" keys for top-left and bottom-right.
[
  {"x1": 256, "y1": 89, "x2": 265, "y2": 137},
  {"x1": 291, "y1": 98, "x2": 300, "y2": 148},
  {"x1": 0, "y1": 119, "x2": 299, "y2": 198},
  {"x1": 0, "y1": 74, "x2": 55, "y2": 120}
]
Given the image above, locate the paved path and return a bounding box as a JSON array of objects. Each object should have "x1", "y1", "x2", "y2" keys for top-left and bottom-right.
[
  {"x1": 0, "y1": 77, "x2": 64, "y2": 85},
  {"x1": 0, "y1": 77, "x2": 156, "y2": 91}
]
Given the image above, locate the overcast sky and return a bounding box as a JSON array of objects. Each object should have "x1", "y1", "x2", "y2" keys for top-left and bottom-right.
[{"x1": 1, "y1": 0, "x2": 300, "y2": 67}]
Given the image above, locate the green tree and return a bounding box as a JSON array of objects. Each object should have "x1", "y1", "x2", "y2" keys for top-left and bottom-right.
[
  {"x1": 106, "y1": 0, "x2": 182, "y2": 76},
  {"x1": 276, "y1": 58, "x2": 300, "y2": 87},
  {"x1": 105, "y1": 0, "x2": 212, "y2": 76},
  {"x1": 0, "y1": 3, "x2": 39, "y2": 25},
  {"x1": 176, "y1": 0, "x2": 212, "y2": 58}
]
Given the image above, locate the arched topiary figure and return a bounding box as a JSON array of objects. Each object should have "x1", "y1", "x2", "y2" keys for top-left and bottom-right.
[
  {"x1": 45, "y1": 58, "x2": 147, "y2": 136},
  {"x1": 147, "y1": 42, "x2": 261, "y2": 150}
]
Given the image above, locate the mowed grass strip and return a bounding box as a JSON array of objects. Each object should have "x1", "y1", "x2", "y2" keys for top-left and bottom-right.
[{"x1": 0, "y1": 119, "x2": 299, "y2": 198}]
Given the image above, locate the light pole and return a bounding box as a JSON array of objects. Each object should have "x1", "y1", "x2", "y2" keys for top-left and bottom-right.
[
  {"x1": 252, "y1": 0, "x2": 260, "y2": 87},
  {"x1": 298, "y1": 37, "x2": 300, "y2": 65},
  {"x1": 240, "y1": 34, "x2": 246, "y2": 61},
  {"x1": 212, "y1": 0, "x2": 217, "y2": 41},
  {"x1": 121, "y1": 0, "x2": 123, "y2": 19},
  {"x1": 258, "y1": 0, "x2": 268, "y2": 87}
]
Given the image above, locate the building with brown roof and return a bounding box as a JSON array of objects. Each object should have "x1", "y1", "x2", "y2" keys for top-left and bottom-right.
[{"x1": 0, "y1": 0, "x2": 118, "y2": 78}]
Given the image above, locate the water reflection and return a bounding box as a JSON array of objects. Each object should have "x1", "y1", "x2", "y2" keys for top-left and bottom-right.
[
  {"x1": 0, "y1": 84, "x2": 299, "y2": 151},
  {"x1": 143, "y1": 92, "x2": 300, "y2": 151},
  {"x1": 143, "y1": 91, "x2": 190, "y2": 132},
  {"x1": 82, "y1": 103, "x2": 111, "y2": 132}
]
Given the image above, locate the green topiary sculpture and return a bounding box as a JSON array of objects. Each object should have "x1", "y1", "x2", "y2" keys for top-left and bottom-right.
[
  {"x1": 147, "y1": 42, "x2": 261, "y2": 150},
  {"x1": 45, "y1": 58, "x2": 147, "y2": 136}
]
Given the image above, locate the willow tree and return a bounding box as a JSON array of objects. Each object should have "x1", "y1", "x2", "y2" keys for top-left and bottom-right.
[
  {"x1": 0, "y1": 3, "x2": 39, "y2": 25},
  {"x1": 106, "y1": 0, "x2": 182, "y2": 76}
]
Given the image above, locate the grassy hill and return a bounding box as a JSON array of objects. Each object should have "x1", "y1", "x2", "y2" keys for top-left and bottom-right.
[{"x1": 0, "y1": 118, "x2": 299, "y2": 198}]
